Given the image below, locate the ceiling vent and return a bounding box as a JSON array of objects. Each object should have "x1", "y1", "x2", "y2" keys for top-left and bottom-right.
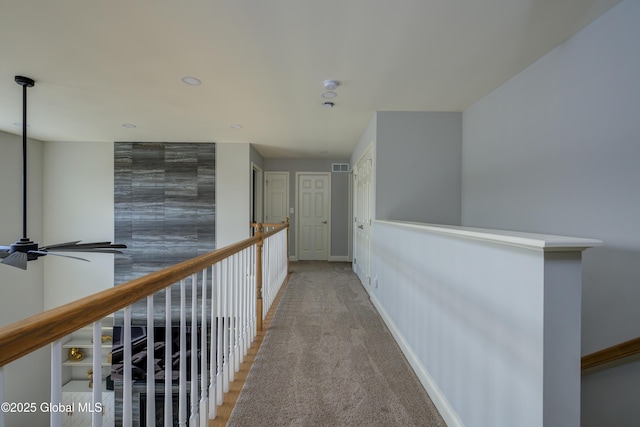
[{"x1": 332, "y1": 163, "x2": 350, "y2": 172}]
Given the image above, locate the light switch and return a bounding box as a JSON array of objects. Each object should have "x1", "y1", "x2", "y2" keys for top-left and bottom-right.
[{"x1": 290, "y1": 207, "x2": 294, "y2": 214}]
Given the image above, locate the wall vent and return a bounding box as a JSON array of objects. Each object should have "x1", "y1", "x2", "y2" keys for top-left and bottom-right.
[{"x1": 332, "y1": 163, "x2": 350, "y2": 172}]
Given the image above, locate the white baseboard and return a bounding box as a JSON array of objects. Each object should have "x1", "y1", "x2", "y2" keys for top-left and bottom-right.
[
  {"x1": 369, "y1": 293, "x2": 464, "y2": 427},
  {"x1": 289, "y1": 256, "x2": 349, "y2": 262}
]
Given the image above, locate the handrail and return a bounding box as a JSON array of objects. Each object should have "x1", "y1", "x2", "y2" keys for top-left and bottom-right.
[
  {"x1": 0, "y1": 223, "x2": 287, "y2": 368},
  {"x1": 581, "y1": 336, "x2": 640, "y2": 371}
]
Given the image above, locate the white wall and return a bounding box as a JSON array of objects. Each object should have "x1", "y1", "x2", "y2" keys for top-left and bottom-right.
[
  {"x1": 370, "y1": 221, "x2": 590, "y2": 427},
  {"x1": 43, "y1": 141, "x2": 115, "y2": 309},
  {"x1": 461, "y1": 1, "x2": 640, "y2": 424},
  {"x1": 376, "y1": 111, "x2": 462, "y2": 225},
  {"x1": 0, "y1": 131, "x2": 49, "y2": 426},
  {"x1": 216, "y1": 143, "x2": 251, "y2": 247}
]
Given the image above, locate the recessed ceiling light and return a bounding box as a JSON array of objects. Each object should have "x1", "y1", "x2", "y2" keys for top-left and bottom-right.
[
  {"x1": 321, "y1": 91, "x2": 337, "y2": 99},
  {"x1": 229, "y1": 124, "x2": 243, "y2": 129},
  {"x1": 122, "y1": 123, "x2": 137, "y2": 128},
  {"x1": 323, "y1": 102, "x2": 335, "y2": 109},
  {"x1": 181, "y1": 76, "x2": 202, "y2": 86},
  {"x1": 323, "y1": 80, "x2": 340, "y2": 90}
]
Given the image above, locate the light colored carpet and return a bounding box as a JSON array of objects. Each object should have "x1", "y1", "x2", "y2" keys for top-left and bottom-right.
[{"x1": 227, "y1": 261, "x2": 446, "y2": 427}]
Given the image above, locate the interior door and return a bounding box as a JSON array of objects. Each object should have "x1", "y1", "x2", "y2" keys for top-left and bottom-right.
[
  {"x1": 265, "y1": 172, "x2": 289, "y2": 225},
  {"x1": 297, "y1": 173, "x2": 330, "y2": 260},
  {"x1": 353, "y1": 145, "x2": 373, "y2": 285}
]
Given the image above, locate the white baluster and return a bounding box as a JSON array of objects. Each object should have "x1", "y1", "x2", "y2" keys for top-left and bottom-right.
[
  {"x1": 234, "y1": 253, "x2": 241, "y2": 370},
  {"x1": 263, "y1": 237, "x2": 268, "y2": 310},
  {"x1": 230, "y1": 254, "x2": 235, "y2": 377},
  {"x1": 164, "y1": 287, "x2": 172, "y2": 427},
  {"x1": 238, "y1": 251, "x2": 244, "y2": 363},
  {"x1": 179, "y1": 279, "x2": 187, "y2": 426},
  {"x1": 209, "y1": 263, "x2": 219, "y2": 418},
  {"x1": 92, "y1": 320, "x2": 103, "y2": 427},
  {"x1": 215, "y1": 261, "x2": 224, "y2": 405},
  {"x1": 0, "y1": 367, "x2": 4, "y2": 427},
  {"x1": 222, "y1": 258, "x2": 230, "y2": 389},
  {"x1": 50, "y1": 340, "x2": 62, "y2": 427},
  {"x1": 263, "y1": 238, "x2": 268, "y2": 319},
  {"x1": 123, "y1": 306, "x2": 132, "y2": 427},
  {"x1": 252, "y1": 244, "x2": 257, "y2": 338},
  {"x1": 146, "y1": 296, "x2": 155, "y2": 427},
  {"x1": 190, "y1": 273, "x2": 198, "y2": 425},
  {"x1": 241, "y1": 248, "x2": 248, "y2": 357},
  {"x1": 200, "y1": 267, "x2": 209, "y2": 425}
]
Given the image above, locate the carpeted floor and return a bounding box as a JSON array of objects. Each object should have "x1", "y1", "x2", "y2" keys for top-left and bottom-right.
[{"x1": 227, "y1": 261, "x2": 446, "y2": 427}]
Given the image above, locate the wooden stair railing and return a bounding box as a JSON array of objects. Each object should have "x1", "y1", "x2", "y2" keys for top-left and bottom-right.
[
  {"x1": 1, "y1": 222, "x2": 289, "y2": 426},
  {"x1": 581, "y1": 336, "x2": 640, "y2": 371},
  {"x1": 0, "y1": 223, "x2": 287, "y2": 369}
]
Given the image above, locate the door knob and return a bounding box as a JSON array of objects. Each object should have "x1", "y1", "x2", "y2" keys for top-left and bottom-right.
[
  {"x1": 358, "y1": 225, "x2": 364, "y2": 229},
  {"x1": 322, "y1": 221, "x2": 328, "y2": 224}
]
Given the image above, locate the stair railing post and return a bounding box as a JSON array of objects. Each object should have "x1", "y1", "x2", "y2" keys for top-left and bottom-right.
[{"x1": 256, "y1": 223, "x2": 264, "y2": 332}]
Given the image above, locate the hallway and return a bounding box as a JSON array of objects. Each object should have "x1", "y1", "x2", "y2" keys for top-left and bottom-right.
[{"x1": 226, "y1": 261, "x2": 446, "y2": 426}]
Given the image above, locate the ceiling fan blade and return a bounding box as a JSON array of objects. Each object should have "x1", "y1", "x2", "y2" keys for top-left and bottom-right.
[
  {"x1": 1, "y1": 245, "x2": 11, "y2": 250},
  {"x1": 50, "y1": 249, "x2": 124, "y2": 254},
  {"x1": 38, "y1": 240, "x2": 81, "y2": 249},
  {"x1": 0, "y1": 250, "x2": 11, "y2": 259},
  {"x1": 40, "y1": 241, "x2": 126, "y2": 251},
  {"x1": 29, "y1": 250, "x2": 90, "y2": 262},
  {"x1": 0, "y1": 251, "x2": 28, "y2": 270}
]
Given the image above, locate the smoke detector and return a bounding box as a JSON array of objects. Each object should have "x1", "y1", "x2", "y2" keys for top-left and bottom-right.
[{"x1": 323, "y1": 80, "x2": 340, "y2": 90}]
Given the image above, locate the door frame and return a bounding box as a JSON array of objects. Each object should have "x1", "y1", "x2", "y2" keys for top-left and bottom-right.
[
  {"x1": 295, "y1": 172, "x2": 331, "y2": 261},
  {"x1": 250, "y1": 162, "x2": 263, "y2": 224},
  {"x1": 352, "y1": 143, "x2": 375, "y2": 284}
]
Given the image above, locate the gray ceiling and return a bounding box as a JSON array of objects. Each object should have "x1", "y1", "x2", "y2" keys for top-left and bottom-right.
[{"x1": 0, "y1": 0, "x2": 620, "y2": 158}]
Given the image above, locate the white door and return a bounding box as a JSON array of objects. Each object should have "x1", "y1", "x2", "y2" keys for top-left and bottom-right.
[
  {"x1": 265, "y1": 172, "x2": 289, "y2": 224},
  {"x1": 353, "y1": 145, "x2": 373, "y2": 286},
  {"x1": 297, "y1": 173, "x2": 330, "y2": 260}
]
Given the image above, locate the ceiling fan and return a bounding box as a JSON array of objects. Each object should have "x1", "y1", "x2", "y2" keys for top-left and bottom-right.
[{"x1": 0, "y1": 76, "x2": 126, "y2": 270}]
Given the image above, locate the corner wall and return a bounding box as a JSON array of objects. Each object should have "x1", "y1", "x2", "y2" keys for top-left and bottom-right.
[
  {"x1": 43, "y1": 141, "x2": 116, "y2": 308},
  {"x1": 0, "y1": 131, "x2": 49, "y2": 426},
  {"x1": 217, "y1": 143, "x2": 251, "y2": 248},
  {"x1": 461, "y1": 1, "x2": 640, "y2": 424}
]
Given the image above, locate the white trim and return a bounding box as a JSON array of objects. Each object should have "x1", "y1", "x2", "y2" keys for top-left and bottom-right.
[
  {"x1": 369, "y1": 292, "x2": 464, "y2": 427},
  {"x1": 376, "y1": 220, "x2": 602, "y2": 252},
  {"x1": 328, "y1": 256, "x2": 349, "y2": 262},
  {"x1": 289, "y1": 255, "x2": 298, "y2": 262}
]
